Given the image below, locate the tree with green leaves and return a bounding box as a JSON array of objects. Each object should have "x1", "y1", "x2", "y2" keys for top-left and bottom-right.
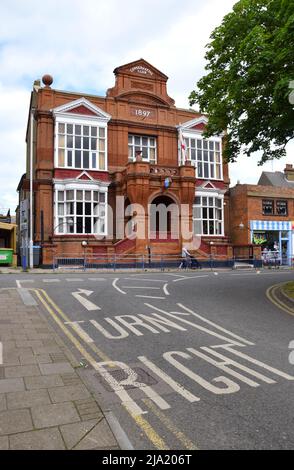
[{"x1": 189, "y1": 0, "x2": 294, "y2": 164}]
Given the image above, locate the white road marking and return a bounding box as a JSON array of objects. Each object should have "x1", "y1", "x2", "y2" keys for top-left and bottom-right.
[
  {"x1": 95, "y1": 361, "x2": 170, "y2": 416},
  {"x1": 88, "y1": 278, "x2": 106, "y2": 281},
  {"x1": 173, "y1": 275, "x2": 209, "y2": 282},
  {"x1": 136, "y1": 295, "x2": 166, "y2": 300},
  {"x1": 42, "y1": 279, "x2": 60, "y2": 283},
  {"x1": 124, "y1": 278, "x2": 166, "y2": 282},
  {"x1": 121, "y1": 286, "x2": 161, "y2": 290},
  {"x1": 163, "y1": 283, "x2": 170, "y2": 296},
  {"x1": 176, "y1": 303, "x2": 254, "y2": 346},
  {"x1": 112, "y1": 278, "x2": 126, "y2": 295},
  {"x1": 163, "y1": 273, "x2": 187, "y2": 278},
  {"x1": 66, "y1": 278, "x2": 84, "y2": 282},
  {"x1": 72, "y1": 289, "x2": 101, "y2": 311},
  {"x1": 16, "y1": 280, "x2": 34, "y2": 288},
  {"x1": 138, "y1": 355, "x2": 199, "y2": 403},
  {"x1": 65, "y1": 320, "x2": 94, "y2": 343},
  {"x1": 144, "y1": 303, "x2": 253, "y2": 347}
]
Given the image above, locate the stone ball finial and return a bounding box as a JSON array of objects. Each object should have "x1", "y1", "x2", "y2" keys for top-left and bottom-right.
[{"x1": 42, "y1": 74, "x2": 53, "y2": 87}]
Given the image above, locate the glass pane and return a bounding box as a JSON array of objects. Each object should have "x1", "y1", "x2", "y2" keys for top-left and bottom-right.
[
  {"x1": 194, "y1": 220, "x2": 202, "y2": 235},
  {"x1": 58, "y1": 204, "x2": 64, "y2": 216},
  {"x1": 75, "y1": 125, "x2": 81, "y2": 135},
  {"x1": 58, "y1": 149, "x2": 65, "y2": 167},
  {"x1": 93, "y1": 192, "x2": 99, "y2": 202},
  {"x1": 67, "y1": 150, "x2": 72, "y2": 167},
  {"x1": 83, "y1": 137, "x2": 89, "y2": 149},
  {"x1": 150, "y1": 138, "x2": 155, "y2": 146},
  {"x1": 94, "y1": 218, "x2": 99, "y2": 233},
  {"x1": 99, "y1": 193, "x2": 105, "y2": 203},
  {"x1": 92, "y1": 153, "x2": 97, "y2": 168},
  {"x1": 76, "y1": 202, "x2": 83, "y2": 215},
  {"x1": 66, "y1": 190, "x2": 74, "y2": 200},
  {"x1": 216, "y1": 165, "x2": 221, "y2": 179},
  {"x1": 91, "y1": 126, "x2": 97, "y2": 137},
  {"x1": 83, "y1": 151, "x2": 89, "y2": 168},
  {"x1": 99, "y1": 127, "x2": 105, "y2": 138},
  {"x1": 83, "y1": 126, "x2": 89, "y2": 136},
  {"x1": 85, "y1": 191, "x2": 91, "y2": 201},
  {"x1": 66, "y1": 202, "x2": 74, "y2": 215},
  {"x1": 197, "y1": 165, "x2": 203, "y2": 178},
  {"x1": 58, "y1": 135, "x2": 65, "y2": 147},
  {"x1": 85, "y1": 218, "x2": 92, "y2": 233},
  {"x1": 85, "y1": 203, "x2": 91, "y2": 216},
  {"x1": 58, "y1": 218, "x2": 64, "y2": 233},
  {"x1": 58, "y1": 191, "x2": 64, "y2": 202},
  {"x1": 215, "y1": 142, "x2": 220, "y2": 151},
  {"x1": 204, "y1": 163, "x2": 209, "y2": 178},
  {"x1": 75, "y1": 136, "x2": 81, "y2": 149},
  {"x1": 75, "y1": 150, "x2": 81, "y2": 168},
  {"x1": 210, "y1": 164, "x2": 215, "y2": 178},
  {"x1": 67, "y1": 136, "x2": 73, "y2": 149},
  {"x1": 67, "y1": 124, "x2": 73, "y2": 134},
  {"x1": 93, "y1": 203, "x2": 99, "y2": 216},
  {"x1": 209, "y1": 197, "x2": 214, "y2": 207},
  {"x1": 209, "y1": 221, "x2": 215, "y2": 235},
  {"x1": 99, "y1": 153, "x2": 105, "y2": 170},
  {"x1": 149, "y1": 148, "x2": 155, "y2": 159},
  {"x1": 202, "y1": 197, "x2": 207, "y2": 206},
  {"x1": 100, "y1": 206, "x2": 106, "y2": 217},
  {"x1": 58, "y1": 123, "x2": 65, "y2": 133},
  {"x1": 99, "y1": 139, "x2": 105, "y2": 151},
  {"x1": 142, "y1": 147, "x2": 148, "y2": 158},
  {"x1": 203, "y1": 140, "x2": 208, "y2": 150},
  {"x1": 128, "y1": 135, "x2": 132, "y2": 144},
  {"x1": 77, "y1": 217, "x2": 83, "y2": 233},
  {"x1": 135, "y1": 136, "x2": 140, "y2": 146},
  {"x1": 203, "y1": 220, "x2": 208, "y2": 234},
  {"x1": 76, "y1": 190, "x2": 83, "y2": 201},
  {"x1": 204, "y1": 151, "x2": 208, "y2": 161},
  {"x1": 99, "y1": 219, "x2": 105, "y2": 233},
  {"x1": 197, "y1": 139, "x2": 202, "y2": 149},
  {"x1": 91, "y1": 138, "x2": 97, "y2": 150},
  {"x1": 209, "y1": 151, "x2": 214, "y2": 162},
  {"x1": 128, "y1": 146, "x2": 133, "y2": 159},
  {"x1": 209, "y1": 141, "x2": 214, "y2": 150},
  {"x1": 191, "y1": 149, "x2": 196, "y2": 160},
  {"x1": 142, "y1": 137, "x2": 148, "y2": 146},
  {"x1": 190, "y1": 139, "x2": 196, "y2": 148}
]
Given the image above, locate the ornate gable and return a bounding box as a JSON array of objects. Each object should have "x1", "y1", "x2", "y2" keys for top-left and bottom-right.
[
  {"x1": 52, "y1": 97, "x2": 111, "y2": 121},
  {"x1": 107, "y1": 58, "x2": 175, "y2": 107}
]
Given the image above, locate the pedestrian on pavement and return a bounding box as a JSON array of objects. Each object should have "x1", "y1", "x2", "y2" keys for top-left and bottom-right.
[{"x1": 179, "y1": 246, "x2": 191, "y2": 269}]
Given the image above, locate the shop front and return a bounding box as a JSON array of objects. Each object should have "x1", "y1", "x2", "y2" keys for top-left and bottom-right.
[{"x1": 250, "y1": 220, "x2": 293, "y2": 265}]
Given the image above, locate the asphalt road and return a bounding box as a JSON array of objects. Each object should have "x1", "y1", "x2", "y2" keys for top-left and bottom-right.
[{"x1": 1, "y1": 269, "x2": 294, "y2": 450}]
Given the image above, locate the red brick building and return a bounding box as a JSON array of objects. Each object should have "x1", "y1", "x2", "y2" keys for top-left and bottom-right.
[
  {"x1": 17, "y1": 59, "x2": 232, "y2": 267},
  {"x1": 230, "y1": 165, "x2": 294, "y2": 265}
]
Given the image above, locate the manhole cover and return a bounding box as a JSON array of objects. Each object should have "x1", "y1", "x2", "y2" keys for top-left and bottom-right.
[{"x1": 95, "y1": 366, "x2": 158, "y2": 392}]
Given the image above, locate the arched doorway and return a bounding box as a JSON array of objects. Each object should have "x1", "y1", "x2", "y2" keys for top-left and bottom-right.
[{"x1": 149, "y1": 195, "x2": 179, "y2": 240}]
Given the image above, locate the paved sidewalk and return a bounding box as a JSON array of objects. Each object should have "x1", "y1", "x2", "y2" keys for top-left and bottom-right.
[{"x1": 0, "y1": 288, "x2": 120, "y2": 450}]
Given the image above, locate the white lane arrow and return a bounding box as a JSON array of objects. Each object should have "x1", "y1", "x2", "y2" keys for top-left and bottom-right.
[
  {"x1": 71, "y1": 289, "x2": 101, "y2": 311},
  {"x1": 0, "y1": 342, "x2": 3, "y2": 365}
]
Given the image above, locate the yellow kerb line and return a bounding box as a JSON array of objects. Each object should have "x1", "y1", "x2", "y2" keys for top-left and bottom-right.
[
  {"x1": 143, "y1": 398, "x2": 198, "y2": 450},
  {"x1": 266, "y1": 284, "x2": 294, "y2": 316},
  {"x1": 33, "y1": 288, "x2": 112, "y2": 364},
  {"x1": 31, "y1": 288, "x2": 170, "y2": 450}
]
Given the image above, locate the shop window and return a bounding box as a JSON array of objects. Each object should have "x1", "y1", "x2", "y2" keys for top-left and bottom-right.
[
  {"x1": 262, "y1": 200, "x2": 274, "y2": 215},
  {"x1": 276, "y1": 200, "x2": 287, "y2": 216}
]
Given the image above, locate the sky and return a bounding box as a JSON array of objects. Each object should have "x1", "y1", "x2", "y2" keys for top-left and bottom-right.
[{"x1": 0, "y1": 0, "x2": 293, "y2": 215}]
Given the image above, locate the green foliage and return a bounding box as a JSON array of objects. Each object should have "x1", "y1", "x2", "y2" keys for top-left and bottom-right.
[{"x1": 189, "y1": 0, "x2": 294, "y2": 164}]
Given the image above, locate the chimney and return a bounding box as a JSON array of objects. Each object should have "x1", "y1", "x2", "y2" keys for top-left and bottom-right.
[{"x1": 284, "y1": 164, "x2": 294, "y2": 181}]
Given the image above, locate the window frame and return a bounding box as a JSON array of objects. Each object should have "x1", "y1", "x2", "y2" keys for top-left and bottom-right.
[
  {"x1": 128, "y1": 134, "x2": 157, "y2": 164},
  {"x1": 54, "y1": 183, "x2": 108, "y2": 236},
  {"x1": 182, "y1": 134, "x2": 223, "y2": 181},
  {"x1": 192, "y1": 192, "x2": 224, "y2": 236},
  {"x1": 54, "y1": 115, "x2": 108, "y2": 172}
]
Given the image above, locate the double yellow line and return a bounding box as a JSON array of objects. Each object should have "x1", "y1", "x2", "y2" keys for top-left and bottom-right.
[
  {"x1": 31, "y1": 288, "x2": 197, "y2": 450},
  {"x1": 266, "y1": 283, "x2": 294, "y2": 316}
]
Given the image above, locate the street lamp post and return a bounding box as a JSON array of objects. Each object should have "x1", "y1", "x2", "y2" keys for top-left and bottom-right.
[{"x1": 81, "y1": 240, "x2": 88, "y2": 271}]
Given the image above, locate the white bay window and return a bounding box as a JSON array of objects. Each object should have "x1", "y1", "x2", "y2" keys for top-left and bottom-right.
[
  {"x1": 193, "y1": 194, "x2": 224, "y2": 236},
  {"x1": 54, "y1": 186, "x2": 108, "y2": 235}
]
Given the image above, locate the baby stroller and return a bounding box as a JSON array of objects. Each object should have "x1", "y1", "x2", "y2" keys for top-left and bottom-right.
[{"x1": 190, "y1": 255, "x2": 201, "y2": 269}]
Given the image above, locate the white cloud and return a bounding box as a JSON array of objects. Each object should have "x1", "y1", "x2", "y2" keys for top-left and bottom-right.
[{"x1": 0, "y1": 0, "x2": 293, "y2": 214}]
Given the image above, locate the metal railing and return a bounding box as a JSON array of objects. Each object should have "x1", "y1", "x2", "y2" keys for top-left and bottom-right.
[{"x1": 51, "y1": 252, "x2": 269, "y2": 271}]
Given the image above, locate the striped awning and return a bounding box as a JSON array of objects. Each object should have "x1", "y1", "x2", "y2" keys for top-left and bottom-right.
[{"x1": 250, "y1": 220, "x2": 292, "y2": 231}]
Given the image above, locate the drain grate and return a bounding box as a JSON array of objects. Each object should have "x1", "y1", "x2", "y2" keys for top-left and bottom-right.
[{"x1": 94, "y1": 366, "x2": 158, "y2": 392}]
